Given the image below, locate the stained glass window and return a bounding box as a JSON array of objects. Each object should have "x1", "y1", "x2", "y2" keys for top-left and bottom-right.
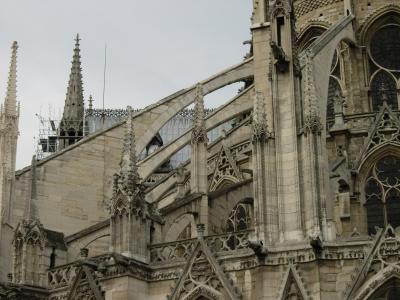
[
  {"x1": 368, "y1": 24, "x2": 400, "y2": 111},
  {"x1": 225, "y1": 203, "x2": 252, "y2": 233},
  {"x1": 370, "y1": 25, "x2": 400, "y2": 71},
  {"x1": 365, "y1": 156, "x2": 400, "y2": 234},
  {"x1": 225, "y1": 202, "x2": 253, "y2": 250},
  {"x1": 370, "y1": 71, "x2": 398, "y2": 110}
]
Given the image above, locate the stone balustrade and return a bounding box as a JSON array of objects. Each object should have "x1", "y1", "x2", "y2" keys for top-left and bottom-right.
[
  {"x1": 149, "y1": 229, "x2": 253, "y2": 264},
  {"x1": 47, "y1": 263, "x2": 79, "y2": 289}
]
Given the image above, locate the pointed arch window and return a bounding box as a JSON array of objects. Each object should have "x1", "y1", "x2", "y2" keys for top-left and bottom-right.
[
  {"x1": 225, "y1": 202, "x2": 253, "y2": 233},
  {"x1": 326, "y1": 43, "x2": 346, "y2": 122},
  {"x1": 369, "y1": 278, "x2": 400, "y2": 300},
  {"x1": 225, "y1": 201, "x2": 253, "y2": 250},
  {"x1": 370, "y1": 71, "x2": 398, "y2": 110},
  {"x1": 365, "y1": 156, "x2": 400, "y2": 234},
  {"x1": 368, "y1": 22, "x2": 400, "y2": 111}
]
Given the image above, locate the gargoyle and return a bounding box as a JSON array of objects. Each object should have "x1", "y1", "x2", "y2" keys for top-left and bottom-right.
[{"x1": 271, "y1": 41, "x2": 289, "y2": 72}]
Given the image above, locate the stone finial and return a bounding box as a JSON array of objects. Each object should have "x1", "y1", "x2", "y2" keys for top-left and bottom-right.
[
  {"x1": 379, "y1": 82, "x2": 389, "y2": 106},
  {"x1": 120, "y1": 106, "x2": 140, "y2": 187},
  {"x1": 191, "y1": 83, "x2": 207, "y2": 143},
  {"x1": 332, "y1": 90, "x2": 345, "y2": 126},
  {"x1": 252, "y1": 91, "x2": 269, "y2": 141},
  {"x1": 108, "y1": 106, "x2": 147, "y2": 217},
  {"x1": 196, "y1": 224, "x2": 206, "y2": 237},
  {"x1": 4, "y1": 41, "x2": 18, "y2": 117},
  {"x1": 333, "y1": 90, "x2": 344, "y2": 115}
]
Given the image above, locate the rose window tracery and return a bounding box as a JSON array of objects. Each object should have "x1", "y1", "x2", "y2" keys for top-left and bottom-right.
[{"x1": 365, "y1": 156, "x2": 400, "y2": 234}]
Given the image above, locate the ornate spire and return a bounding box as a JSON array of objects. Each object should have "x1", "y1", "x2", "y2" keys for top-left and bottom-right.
[
  {"x1": 62, "y1": 34, "x2": 84, "y2": 122},
  {"x1": 4, "y1": 41, "x2": 18, "y2": 117},
  {"x1": 191, "y1": 83, "x2": 207, "y2": 143},
  {"x1": 120, "y1": 106, "x2": 140, "y2": 184},
  {"x1": 109, "y1": 106, "x2": 146, "y2": 217},
  {"x1": 302, "y1": 57, "x2": 323, "y2": 134},
  {"x1": 252, "y1": 91, "x2": 270, "y2": 141}
]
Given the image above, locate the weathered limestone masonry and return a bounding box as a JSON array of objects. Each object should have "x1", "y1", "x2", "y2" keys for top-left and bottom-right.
[{"x1": 1, "y1": 0, "x2": 400, "y2": 299}]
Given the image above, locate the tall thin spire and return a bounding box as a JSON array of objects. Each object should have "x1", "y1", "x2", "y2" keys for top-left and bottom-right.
[
  {"x1": 120, "y1": 106, "x2": 140, "y2": 184},
  {"x1": 4, "y1": 41, "x2": 18, "y2": 117},
  {"x1": 62, "y1": 33, "x2": 84, "y2": 122},
  {"x1": 109, "y1": 105, "x2": 145, "y2": 217}
]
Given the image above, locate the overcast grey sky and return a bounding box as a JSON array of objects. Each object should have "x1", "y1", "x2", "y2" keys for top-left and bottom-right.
[{"x1": 0, "y1": 0, "x2": 252, "y2": 169}]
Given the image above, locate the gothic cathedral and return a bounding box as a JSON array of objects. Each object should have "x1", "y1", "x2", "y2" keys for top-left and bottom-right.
[{"x1": 1, "y1": 0, "x2": 400, "y2": 299}]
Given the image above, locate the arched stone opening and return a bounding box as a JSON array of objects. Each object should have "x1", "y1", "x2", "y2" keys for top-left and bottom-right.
[
  {"x1": 355, "y1": 144, "x2": 400, "y2": 235},
  {"x1": 297, "y1": 24, "x2": 327, "y2": 52},
  {"x1": 363, "y1": 155, "x2": 400, "y2": 234},
  {"x1": 360, "y1": 9, "x2": 400, "y2": 112},
  {"x1": 164, "y1": 213, "x2": 196, "y2": 242},
  {"x1": 353, "y1": 267, "x2": 400, "y2": 300},
  {"x1": 368, "y1": 277, "x2": 400, "y2": 300}
]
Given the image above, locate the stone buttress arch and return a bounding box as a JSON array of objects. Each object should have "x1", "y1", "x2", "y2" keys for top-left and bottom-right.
[
  {"x1": 133, "y1": 58, "x2": 254, "y2": 154},
  {"x1": 164, "y1": 213, "x2": 196, "y2": 242}
]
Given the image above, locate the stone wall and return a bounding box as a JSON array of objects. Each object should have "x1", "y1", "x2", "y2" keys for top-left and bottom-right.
[{"x1": 14, "y1": 124, "x2": 124, "y2": 235}]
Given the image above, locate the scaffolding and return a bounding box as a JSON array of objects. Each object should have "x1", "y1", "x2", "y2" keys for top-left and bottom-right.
[
  {"x1": 34, "y1": 107, "x2": 89, "y2": 160},
  {"x1": 34, "y1": 113, "x2": 60, "y2": 160}
]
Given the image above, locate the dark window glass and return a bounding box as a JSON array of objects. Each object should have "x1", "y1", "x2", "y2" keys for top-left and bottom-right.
[
  {"x1": 386, "y1": 189, "x2": 400, "y2": 228},
  {"x1": 388, "y1": 286, "x2": 400, "y2": 300},
  {"x1": 365, "y1": 156, "x2": 400, "y2": 234},
  {"x1": 225, "y1": 203, "x2": 252, "y2": 233},
  {"x1": 366, "y1": 194, "x2": 385, "y2": 234},
  {"x1": 370, "y1": 25, "x2": 400, "y2": 71},
  {"x1": 370, "y1": 71, "x2": 398, "y2": 110},
  {"x1": 327, "y1": 78, "x2": 342, "y2": 119}
]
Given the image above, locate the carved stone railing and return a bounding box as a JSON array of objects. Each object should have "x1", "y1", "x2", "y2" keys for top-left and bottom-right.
[
  {"x1": 149, "y1": 230, "x2": 253, "y2": 264},
  {"x1": 86, "y1": 108, "x2": 215, "y2": 119},
  {"x1": 144, "y1": 173, "x2": 169, "y2": 185},
  {"x1": 150, "y1": 238, "x2": 197, "y2": 263},
  {"x1": 47, "y1": 263, "x2": 79, "y2": 289},
  {"x1": 206, "y1": 230, "x2": 252, "y2": 253},
  {"x1": 230, "y1": 141, "x2": 251, "y2": 159}
]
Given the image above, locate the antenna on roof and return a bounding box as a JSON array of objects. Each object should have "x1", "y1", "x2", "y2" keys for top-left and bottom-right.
[{"x1": 102, "y1": 43, "x2": 107, "y2": 126}]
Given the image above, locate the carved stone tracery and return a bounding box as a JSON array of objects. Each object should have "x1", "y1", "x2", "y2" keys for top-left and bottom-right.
[{"x1": 209, "y1": 144, "x2": 243, "y2": 192}]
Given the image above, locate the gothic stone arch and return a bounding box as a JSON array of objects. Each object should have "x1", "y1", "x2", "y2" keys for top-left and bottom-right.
[
  {"x1": 165, "y1": 213, "x2": 196, "y2": 242},
  {"x1": 353, "y1": 266, "x2": 400, "y2": 300},
  {"x1": 358, "y1": 4, "x2": 400, "y2": 45}
]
